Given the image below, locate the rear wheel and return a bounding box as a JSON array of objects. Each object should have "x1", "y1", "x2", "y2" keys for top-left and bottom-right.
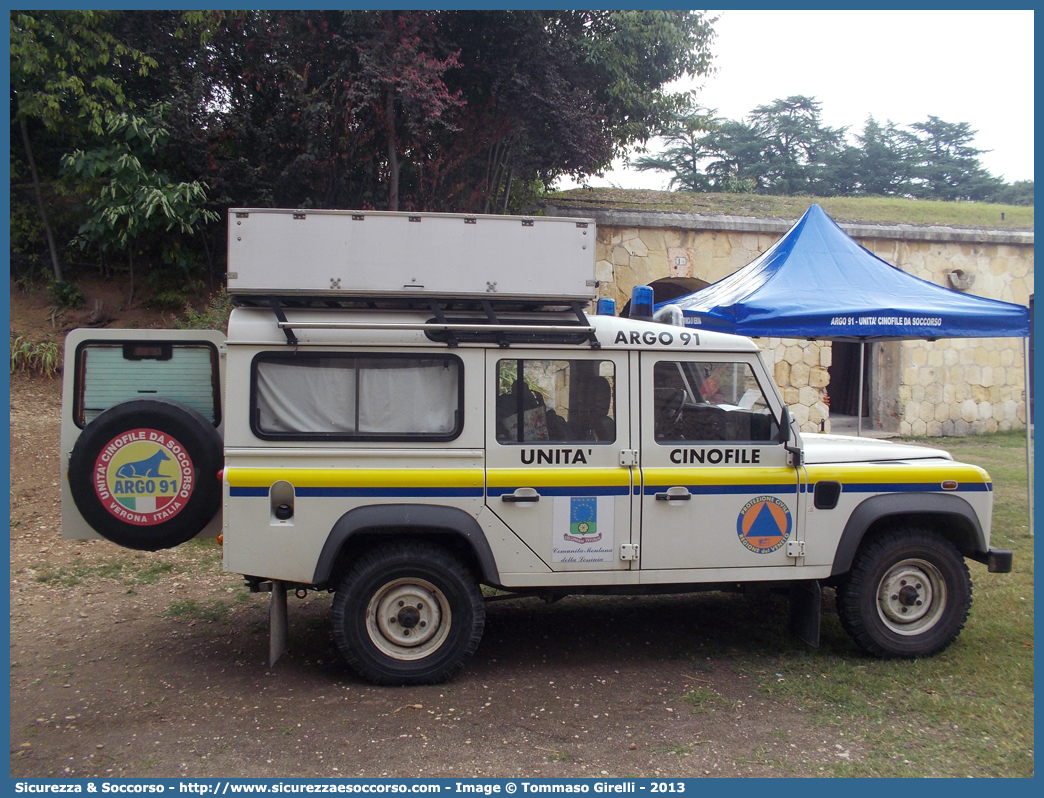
[
  {"x1": 331, "y1": 543, "x2": 484, "y2": 685},
  {"x1": 836, "y1": 528, "x2": 971, "y2": 658}
]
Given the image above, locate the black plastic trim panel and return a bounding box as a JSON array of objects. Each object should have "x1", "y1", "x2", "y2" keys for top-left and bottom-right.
[
  {"x1": 830, "y1": 492, "x2": 987, "y2": 576},
  {"x1": 311, "y1": 504, "x2": 500, "y2": 586}
]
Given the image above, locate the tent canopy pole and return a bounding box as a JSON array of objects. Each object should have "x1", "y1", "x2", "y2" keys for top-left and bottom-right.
[
  {"x1": 1026, "y1": 337, "x2": 1033, "y2": 537},
  {"x1": 857, "y1": 341, "x2": 865, "y2": 437}
]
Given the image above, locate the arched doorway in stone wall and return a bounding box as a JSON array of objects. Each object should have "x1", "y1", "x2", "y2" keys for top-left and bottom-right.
[{"x1": 619, "y1": 277, "x2": 710, "y2": 317}]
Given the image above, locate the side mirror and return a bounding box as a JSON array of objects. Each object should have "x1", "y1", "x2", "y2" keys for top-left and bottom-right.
[
  {"x1": 780, "y1": 406, "x2": 803, "y2": 467},
  {"x1": 779, "y1": 406, "x2": 791, "y2": 445}
]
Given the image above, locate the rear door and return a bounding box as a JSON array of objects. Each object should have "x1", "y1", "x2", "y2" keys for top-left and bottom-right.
[
  {"x1": 61, "y1": 328, "x2": 226, "y2": 540},
  {"x1": 638, "y1": 352, "x2": 801, "y2": 573},
  {"x1": 485, "y1": 349, "x2": 634, "y2": 571}
]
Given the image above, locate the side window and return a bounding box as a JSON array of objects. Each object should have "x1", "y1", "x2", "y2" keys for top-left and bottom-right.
[
  {"x1": 495, "y1": 359, "x2": 616, "y2": 444},
  {"x1": 252, "y1": 354, "x2": 462, "y2": 440},
  {"x1": 653, "y1": 360, "x2": 778, "y2": 443}
]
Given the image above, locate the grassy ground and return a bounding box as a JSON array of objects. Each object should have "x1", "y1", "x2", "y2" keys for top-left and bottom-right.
[
  {"x1": 546, "y1": 189, "x2": 1034, "y2": 230},
  {"x1": 479, "y1": 431, "x2": 1034, "y2": 776},
  {"x1": 750, "y1": 431, "x2": 1034, "y2": 777}
]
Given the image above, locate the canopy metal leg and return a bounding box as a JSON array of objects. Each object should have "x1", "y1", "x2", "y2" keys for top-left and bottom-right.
[
  {"x1": 857, "y1": 341, "x2": 865, "y2": 437},
  {"x1": 1025, "y1": 337, "x2": 1033, "y2": 537}
]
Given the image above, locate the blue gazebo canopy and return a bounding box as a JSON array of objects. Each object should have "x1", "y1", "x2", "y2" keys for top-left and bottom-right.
[{"x1": 659, "y1": 204, "x2": 1030, "y2": 341}]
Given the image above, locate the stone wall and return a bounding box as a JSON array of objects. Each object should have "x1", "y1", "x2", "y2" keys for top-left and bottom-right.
[{"x1": 547, "y1": 205, "x2": 1033, "y2": 435}]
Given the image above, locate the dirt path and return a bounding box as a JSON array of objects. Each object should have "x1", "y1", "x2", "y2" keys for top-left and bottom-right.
[{"x1": 10, "y1": 374, "x2": 859, "y2": 779}]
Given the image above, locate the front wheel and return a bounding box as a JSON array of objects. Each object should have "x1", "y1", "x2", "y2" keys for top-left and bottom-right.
[
  {"x1": 331, "y1": 543, "x2": 485, "y2": 685},
  {"x1": 836, "y1": 528, "x2": 971, "y2": 658}
]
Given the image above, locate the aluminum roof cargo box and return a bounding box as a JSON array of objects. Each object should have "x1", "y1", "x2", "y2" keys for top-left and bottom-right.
[{"x1": 227, "y1": 209, "x2": 597, "y2": 302}]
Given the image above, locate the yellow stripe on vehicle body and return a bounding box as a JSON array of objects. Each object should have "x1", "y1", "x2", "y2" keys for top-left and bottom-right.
[
  {"x1": 487, "y1": 468, "x2": 630, "y2": 489},
  {"x1": 643, "y1": 467, "x2": 796, "y2": 487},
  {"x1": 226, "y1": 468, "x2": 483, "y2": 489},
  {"x1": 804, "y1": 462, "x2": 991, "y2": 486}
]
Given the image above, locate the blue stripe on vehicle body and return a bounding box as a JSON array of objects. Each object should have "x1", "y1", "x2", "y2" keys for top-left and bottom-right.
[
  {"x1": 231, "y1": 482, "x2": 987, "y2": 499},
  {"x1": 486, "y1": 485, "x2": 630, "y2": 497},
  {"x1": 639, "y1": 482, "x2": 989, "y2": 496},
  {"x1": 229, "y1": 487, "x2": 269, "y2": 498},
  {"x1": 642, "y1": 484, "x2": 796, "y2": 496}
]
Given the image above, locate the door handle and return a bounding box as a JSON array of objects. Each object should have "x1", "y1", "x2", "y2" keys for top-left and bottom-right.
[
  {"x1": 501, "y1": 488, "x2": 540, "y2": 503},
  {"x1": 655, "y1": 488, "x2": 691, "y2": 501}
]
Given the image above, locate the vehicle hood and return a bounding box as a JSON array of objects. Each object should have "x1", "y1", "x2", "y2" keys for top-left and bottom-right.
[{"x1": 800, "y1": 434, "x2": 953, "y2": 465}]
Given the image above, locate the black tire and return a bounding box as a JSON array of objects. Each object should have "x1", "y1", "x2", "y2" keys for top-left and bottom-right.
[
  {"x1": 331, "y1": 542, "x2": 485, "y2": 685},
  {"x1": 67, "y1": 398, "x2": 223, "y2": 551},
  {"x1": 836, "y1": 528, "x2": 971, "y2": 658}
]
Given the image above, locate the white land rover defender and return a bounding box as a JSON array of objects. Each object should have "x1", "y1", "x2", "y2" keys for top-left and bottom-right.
[{"x1": 61, "y1": 209, "x2": 1013, "y2": 685}]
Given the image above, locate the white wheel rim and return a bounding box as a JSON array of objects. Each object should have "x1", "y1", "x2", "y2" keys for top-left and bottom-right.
[
  {"x1": 365, "y1": 577, "x2": 452, "y2": 661},
  {"x1": 876, "y1": 558, "x2": 947, "y2": 636}
]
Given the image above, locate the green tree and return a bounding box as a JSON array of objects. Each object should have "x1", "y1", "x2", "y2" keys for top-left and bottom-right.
[
  {"x1": 632, "y1": 96, "x2": 1013, "y2": 202},
  {"x1": 186, "y1": 11, "x2": 350, "y2": 209},
  {"x1": 348, "y1": 11, "x2": 465, "y2": 210},
  {"x1": 61, "y1": 107, "x2": 219, "y2": 303},
  {"x1": 185, "y1": 10, "x2": 716, "y2": 213},
  {"x1": 851, "y1": 116, "x2": 911, "y2": 196},
  {"x1": 10, "y1": 10, "x2": 156, "y2": 281},
  {"x1": 745, "y1": 95, "x2": 848, "y2": 195},
  {"x1": 630, "y1": 104, "x2": 718, "y2": 192},
  {"x1": 903, "y1": 116, "x2": 1005, "y2": 201},
  {"x1": 701, "y1": 120, "x2": 763, "y2": 192},
  {"x1": 990, "y1": 179, "x2": 1034, "y2": 206},
  {"x1": 12, "y1": 8, "x2": 719, "y2": 291}
]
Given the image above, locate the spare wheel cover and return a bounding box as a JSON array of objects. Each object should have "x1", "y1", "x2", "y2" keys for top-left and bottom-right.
[{"x1": 68, "y1": 399, "x2": 223, "y2": 551}]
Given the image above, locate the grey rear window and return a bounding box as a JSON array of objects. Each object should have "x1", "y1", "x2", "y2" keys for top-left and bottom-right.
[{"x1": 75, "y1": 342, "x2": 220, "y2": 427}]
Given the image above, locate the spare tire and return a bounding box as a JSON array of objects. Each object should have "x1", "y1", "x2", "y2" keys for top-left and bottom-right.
[{"x1": 67, "y1": 399, "x2": 223, "y2": 551}]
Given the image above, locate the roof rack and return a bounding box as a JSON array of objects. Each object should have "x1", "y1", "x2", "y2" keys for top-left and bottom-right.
[{"x1": 255, "y1": 296, "x2": 601, "y2": 349}]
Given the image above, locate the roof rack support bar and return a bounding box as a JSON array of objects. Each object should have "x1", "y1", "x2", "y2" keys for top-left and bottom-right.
[
  {"x1": 571, "y1": 301, "x2": 601, "y2": 349},
  {"x1": 270, "y1": 298, "x2": 298, "y2": 346},
  {"x1": 480, "y1": 300, "x2": 511, "y2": 348},
  {"x1": 427, "y1": 300, "x2": 458, "y2": 347},
  {"x1": 276, "y1": 321, "x2": 596, "y2": 334}
]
